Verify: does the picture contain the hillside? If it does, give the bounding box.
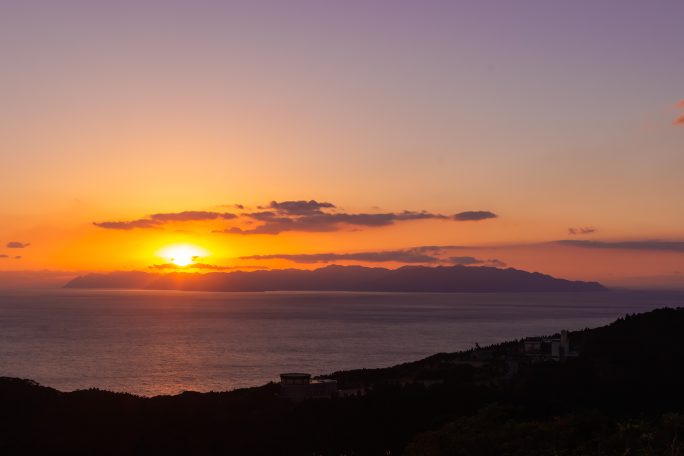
[2,307,682,455]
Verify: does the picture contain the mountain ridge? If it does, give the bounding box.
[64,264,607,292]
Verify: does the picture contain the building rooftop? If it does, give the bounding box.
[280,373,311,379]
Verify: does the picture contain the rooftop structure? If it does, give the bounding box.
[280,373,337,400]
[523,330,578,361]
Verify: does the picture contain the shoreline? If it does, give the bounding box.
[2,307,683,454]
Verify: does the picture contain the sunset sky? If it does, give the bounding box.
[1,1,683,287]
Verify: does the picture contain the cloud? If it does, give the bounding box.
[453,211,498,221]
[675,100,684,125]
[149,263,193,270]
[449,256,506,267]
[93,219,162,230]
[568,227,596,235]
[241,248,441,264]
[267,200,335,215]
[13,256,22,260]
[242,246,505,267]
[408,245,462,254]
[149,263,266,271]
[195,263,267,271]
[94,211,237,230]
[0,254,7,259]
[222,209,451,235]
[556,240,684,252]
[96,200,498,234]
[149,211,237,222]
[6,242,30,248]
[223,199,470,235]
[0,254,22,260]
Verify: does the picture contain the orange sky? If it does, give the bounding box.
[1,198,683,288]
[1,2,683,288]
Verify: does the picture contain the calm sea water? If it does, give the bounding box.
[0,289,682,396]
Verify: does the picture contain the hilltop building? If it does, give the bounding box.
[280,373,337,400]
[523,330,578,361]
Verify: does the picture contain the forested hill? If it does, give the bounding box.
[2,307,683,455]
[64,264,607,292]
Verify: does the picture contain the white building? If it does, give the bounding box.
[523,330,577,361]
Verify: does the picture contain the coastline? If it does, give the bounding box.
[2,289,680,396]
[2,307,683,454]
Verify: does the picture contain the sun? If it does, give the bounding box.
[157,244,208,268]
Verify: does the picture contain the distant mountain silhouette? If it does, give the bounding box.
[64,265,607,292]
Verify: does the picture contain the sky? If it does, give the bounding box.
[1,0,683,287]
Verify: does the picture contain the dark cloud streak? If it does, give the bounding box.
[556,240,684,252]
[242,246,506,267]
[223,203,470,235]
[568,227,596,235]
[93,219,161,230]
[94,211,237,230]
[453,211,498,221]
[267,200,335,215]
[241,249,440,264]
[6,242,30,248]
[675,99,684,125]
[149,263,267,271]
[95,200,499,234]
[149,211,236,222]
[449,256,506,267]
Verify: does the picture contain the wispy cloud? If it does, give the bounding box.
[449,256,506,267]
[224,211,449,235]
[6,242,30,248]
[453,211,498,221]
[94,211,237,230]
[556,240,684,252]
[149,263,267,271]
[93,219,162,230]
[224,201,496,235]
[264,200,335,215]
[95,200,499,234]
[242,246,505,267]
[149,211,237,222]
[568,227,596,235]
[223,203,245,210]
[241,248,442,264]
[675,99,684,125]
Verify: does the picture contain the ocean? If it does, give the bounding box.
[0,289,681,396]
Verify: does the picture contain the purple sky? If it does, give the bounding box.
[1,1,683,286]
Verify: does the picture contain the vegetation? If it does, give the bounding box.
[1,308,682,455]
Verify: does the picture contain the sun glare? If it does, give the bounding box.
[158,244,208,268]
